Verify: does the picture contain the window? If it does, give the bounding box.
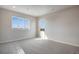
[38,19,48,40]
[12,16,30,29]
[39,19,46,29]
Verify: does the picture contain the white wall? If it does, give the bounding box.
[0,8,37,43]
[39,6,79,47]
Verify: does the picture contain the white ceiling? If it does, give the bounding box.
[0,5,74,17]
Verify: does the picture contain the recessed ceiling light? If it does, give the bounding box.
[12,6,16,8]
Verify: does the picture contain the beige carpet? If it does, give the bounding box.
[0,38,79,54]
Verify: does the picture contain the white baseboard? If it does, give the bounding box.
[50,38,79,47]
[0,34,36,44]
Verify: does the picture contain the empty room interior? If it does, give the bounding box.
[0,5,79,54]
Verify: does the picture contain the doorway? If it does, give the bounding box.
[38,19,48,40]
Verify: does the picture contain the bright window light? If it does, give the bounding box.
[40,31,48,40]
[39,19,46,29]
[12,16,30,29]
[39,19,48,40]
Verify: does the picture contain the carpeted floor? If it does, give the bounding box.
[0,38,79,54]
